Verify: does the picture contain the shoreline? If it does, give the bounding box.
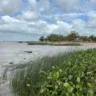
[0,42,96,96]
[1,41,96,46]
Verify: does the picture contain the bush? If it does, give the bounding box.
[11,48,96,96]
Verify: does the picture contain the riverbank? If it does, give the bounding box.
[0,42,96,96]
[27,41,96,46]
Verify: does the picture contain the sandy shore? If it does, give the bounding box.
[0,42,96,96]
[80,42,96,46]
[46,41,96,46]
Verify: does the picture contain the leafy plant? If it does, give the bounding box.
[11,48,96,96]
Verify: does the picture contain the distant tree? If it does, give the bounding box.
[67,31,79,41]
[58,35,64,42]
[47,34,59,42]
[89,35,96,42]
[39,36,45,42]
[39,31,96,43]
[80,36,88,42]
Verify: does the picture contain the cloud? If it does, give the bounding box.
[17,11,40,21]
[54,0,80,11]
[28,0,52,13]
[0,16,71,36]
[87,11,96,19]
[0,0,22,15]
[0,0,96,41]
[28,0,37,10]
[2,15,20,23]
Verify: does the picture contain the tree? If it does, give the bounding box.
[89,35,96,42]
[58,35,64,42]
[67,31,79,41]
[47,34,59,42]
[80,36,88,42]
[39,36,45,42]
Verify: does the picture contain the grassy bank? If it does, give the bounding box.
[27,41,81,46]
[11,48,96,96]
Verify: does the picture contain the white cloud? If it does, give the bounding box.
[28,0,37,5]
[87,11,96,19]
[72,18,96,36]
[56,21,72,34]
[17,11,40,21]
[0,0,22,15]
[0,16,72,37]
[2,15,20,23]
[28,0,37,11]
[28,0,51,13]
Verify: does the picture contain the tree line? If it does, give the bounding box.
[39,31,96,42]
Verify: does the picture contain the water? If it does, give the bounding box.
[0,42,96,96]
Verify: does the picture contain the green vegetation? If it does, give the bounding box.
[27,41,49,45]
[27,31,96,45]
[39,36,45,42]
[39,31,96,42]
[27,41,81,46]
[11,48,96,96]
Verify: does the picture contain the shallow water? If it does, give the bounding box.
[0,42,96,96]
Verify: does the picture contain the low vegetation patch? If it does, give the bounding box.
[27,41,81,46]
[11,48,96,96]
[27,42,48,45]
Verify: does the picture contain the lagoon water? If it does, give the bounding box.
[0,42,96,96]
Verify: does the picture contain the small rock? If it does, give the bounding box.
[24,51,32,53]
[9,62,13,64]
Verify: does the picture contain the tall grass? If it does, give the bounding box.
[11,48,96,96]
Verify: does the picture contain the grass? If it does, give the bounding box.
[27,41,81,46]
[11,48,96,96]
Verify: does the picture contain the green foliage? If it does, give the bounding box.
[39,31,96,42]
[89,35,96,42]
[67,31,79,41]
[27,41,48,45]
[11,48,96,96]
[47,34,59,42]
[27,41,81,46]
[80,36,89,42]
[39,36,45,42]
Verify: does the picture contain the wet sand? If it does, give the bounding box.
[0,42,96,96]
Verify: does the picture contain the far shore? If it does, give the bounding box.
[1,41,96,46]
[27,41,96,46]
[57,42,96,46]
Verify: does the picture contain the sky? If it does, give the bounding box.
[0,0,96,41]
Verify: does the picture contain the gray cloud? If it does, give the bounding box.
[0,0,22,15]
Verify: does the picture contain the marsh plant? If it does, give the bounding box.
[11,48,96,96]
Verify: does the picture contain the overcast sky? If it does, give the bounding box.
[0,0,96,41]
